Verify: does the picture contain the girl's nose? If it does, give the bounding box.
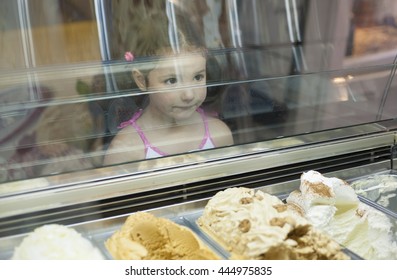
[180,89,195,103]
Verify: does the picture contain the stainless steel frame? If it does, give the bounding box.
[1,150,394,260]
[0,123,395,220]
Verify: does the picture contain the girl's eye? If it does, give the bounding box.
[164,77,177,85]
[194,74,205,82]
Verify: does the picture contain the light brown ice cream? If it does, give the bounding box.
[197,187,348,260]
[105,212,220,260]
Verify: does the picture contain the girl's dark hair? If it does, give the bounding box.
[111,2,208,108]
[111,1,206,59]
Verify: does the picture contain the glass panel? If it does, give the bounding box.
[0,0,396,190]
[0,0,105,183]
[345,0,397,68]
[350,0,397,56]
[26,0,100,66]
[0,1,25,70]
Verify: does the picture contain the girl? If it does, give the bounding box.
[103,9,233,165]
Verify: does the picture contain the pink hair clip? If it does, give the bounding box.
[124,51,134,62]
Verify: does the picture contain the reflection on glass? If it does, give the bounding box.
[0,0,396,186]
[0,1,25,70]
[26,0,100,66]
[350,0,397,57]
[103,5,234,165]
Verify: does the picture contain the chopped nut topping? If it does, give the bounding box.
[238,219,251,233]
[270,216,296,228]
[269,217,286,227]
[273,204,288,212]
[287,224,311,239]
[240,197,254,204]
[355,208,366,218]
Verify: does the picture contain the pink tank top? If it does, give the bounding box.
[118,107,216,159]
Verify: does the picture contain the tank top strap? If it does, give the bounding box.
[118,109,151,148]
[197,107,210,139]
[196,107,216,149]
[118,109,167,158]
[118,109,143,129]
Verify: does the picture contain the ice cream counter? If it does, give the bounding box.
[2,0,397,262]
[1,140,397,260]
[0,182,366,260]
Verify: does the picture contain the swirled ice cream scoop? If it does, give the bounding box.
[287,170,397,260]
[105,212,220,260]
[197,187,348,260]
[287,170,359,228]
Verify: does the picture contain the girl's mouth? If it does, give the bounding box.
[174,105,195,111]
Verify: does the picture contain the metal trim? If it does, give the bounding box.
[0,130,394,219]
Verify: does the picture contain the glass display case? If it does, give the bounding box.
[0,0,397,260]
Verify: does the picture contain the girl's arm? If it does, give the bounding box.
[103,127,145,166]
[207,117,234,147]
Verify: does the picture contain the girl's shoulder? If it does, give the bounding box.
[205,115,230,130]
[205,115,234,146]
[103,125,146,165]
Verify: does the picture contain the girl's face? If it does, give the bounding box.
[143,54,207,122]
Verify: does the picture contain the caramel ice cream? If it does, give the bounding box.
[197,187,348,260]
[287,170,397,260]
[105,212,220,260]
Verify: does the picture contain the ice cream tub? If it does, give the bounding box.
[350,171,397,213]
[286,170,397,260]
[92,211,224,260]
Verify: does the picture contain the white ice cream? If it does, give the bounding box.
[351,174,397,210]
[287,170,397,260]
[11,224,105,260]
